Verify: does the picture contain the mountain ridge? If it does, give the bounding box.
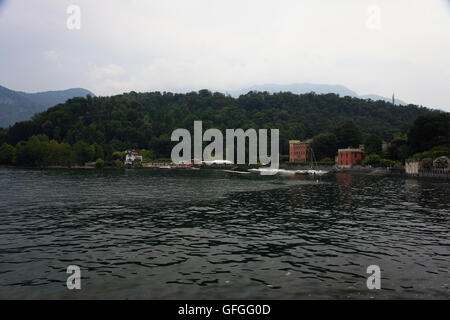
[228,83,408,105]
[0,85,94,128]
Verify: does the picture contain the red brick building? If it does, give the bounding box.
[338,146,366,168]
[289,140,311,163]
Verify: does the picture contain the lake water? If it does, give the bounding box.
[0,168,448,299]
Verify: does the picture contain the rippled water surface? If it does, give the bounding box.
[0,168,448,299]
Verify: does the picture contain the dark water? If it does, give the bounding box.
[0,168,448,299]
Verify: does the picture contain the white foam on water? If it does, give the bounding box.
[248,168,296,176]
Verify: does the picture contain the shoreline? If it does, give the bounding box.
[1,164,448,180]
[0,165,95,169]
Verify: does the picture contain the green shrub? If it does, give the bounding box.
[112,151,125,161]
[409,146,450,160]
[362,154,381,167]
[379,158,395,168]
[280,155,290,163]
[114,159,123,167]
[421,158,433,170]
[0,143,14,164]
[140,149,156,162]
[95,158,105,168]
[363,154,396,167]
[429,146,450,158]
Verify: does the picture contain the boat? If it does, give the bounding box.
[294,148,329,176]
[307,169,328,176]
[294,169,328,176]
[203,160,233,165]
[222,169,251,174]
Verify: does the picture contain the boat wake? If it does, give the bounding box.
[248,168,329,176]
[248,168,296,176]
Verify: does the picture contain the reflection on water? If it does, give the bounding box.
[0,168,448,299]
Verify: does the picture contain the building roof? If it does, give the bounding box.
[289,139,312,144]
[338,148,365,153]
[124,149,141,155]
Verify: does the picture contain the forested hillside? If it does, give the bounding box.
[0,90,436,159]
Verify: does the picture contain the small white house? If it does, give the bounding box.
[124,150,143,165]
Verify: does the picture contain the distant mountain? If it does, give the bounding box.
[229,83,358,97]
[229,83,407,105]
[0,85,94,128]
[17,88,95,110]
[360,94,407,106]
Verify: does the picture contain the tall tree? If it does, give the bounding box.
[0,143,14,164]
[334,120,362,148]
[73,141,94,165]
[388,136,408,162]
[407,113,450,155]
[364,134,382,155]
[310,132,338,160]
[24,135,46,166]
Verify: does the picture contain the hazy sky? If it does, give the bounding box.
[1,0,449,110]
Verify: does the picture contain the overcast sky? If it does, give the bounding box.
[0,0,449,110]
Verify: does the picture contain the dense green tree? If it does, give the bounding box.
[149,134,173,158]
[112,151,125,161]
[24,135,46,166]
[93,142,105,160]
[60,143,72,165]
[72,141,94,165]
[140,149,156,162]
[388,136,408,162]
[13,142,26,165]
[334,120,362,148]
[46,140,60,164]
[310,132,338,161]
[407,113,450,155]
[362,154,396,167]
[95,158,105,168]
[362,154,381,167]
[0,143,14,164]
[11,136,45,166]
[364,134,382,155]
[412,146,450,160]
[46,140,72,165]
